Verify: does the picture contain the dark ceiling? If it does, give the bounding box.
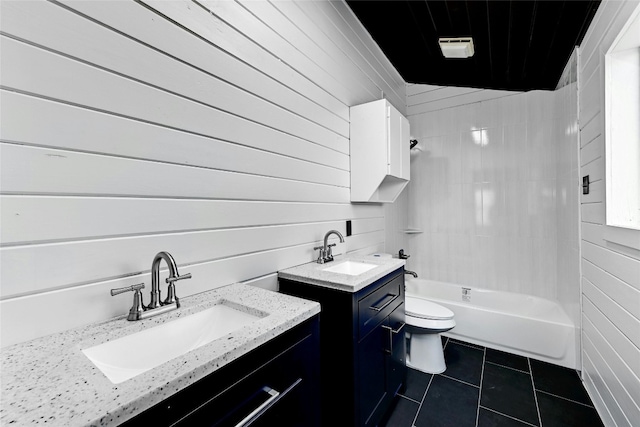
[346,0,601,91]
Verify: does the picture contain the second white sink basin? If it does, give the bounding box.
[82,301,267,384]
[322,260,377,276]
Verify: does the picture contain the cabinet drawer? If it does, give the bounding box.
[358,273,403,339]
[174,344,305,427]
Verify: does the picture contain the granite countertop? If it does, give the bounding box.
[278,253,405,292]
[0,283,320,426]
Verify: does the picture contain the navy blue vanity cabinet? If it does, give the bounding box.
[279,268,406,427]
[120,315,320,427]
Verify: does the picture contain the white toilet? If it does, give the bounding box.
[405,296,456,374]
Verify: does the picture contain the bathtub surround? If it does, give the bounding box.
[0,0,403,347]
[391,54,581,317]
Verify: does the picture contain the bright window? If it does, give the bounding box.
[605,6,640,231]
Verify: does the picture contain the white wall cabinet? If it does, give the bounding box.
[350,99,410,203]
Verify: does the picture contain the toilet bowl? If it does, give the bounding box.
[405,296,455,374]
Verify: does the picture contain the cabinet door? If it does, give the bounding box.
[387,104,403,178]
[358,321,388,426]
[400,115,410,181]
[388,103,410,180]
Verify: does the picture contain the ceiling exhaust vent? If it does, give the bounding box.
[438,37,475,59]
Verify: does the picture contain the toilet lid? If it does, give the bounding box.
[405,297,454,320]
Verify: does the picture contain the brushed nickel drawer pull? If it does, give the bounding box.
[369,293,398,312]
[382,322,406,354]
[234,386,280,427]
[382,322,406,335]
[235,378,302,427]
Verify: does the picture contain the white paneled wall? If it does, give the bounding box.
[406,84,515,117]
[399,83,580,306]
[0,0,405,347]
[577,1,640,426]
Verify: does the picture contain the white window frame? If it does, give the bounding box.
[603,2,640,250]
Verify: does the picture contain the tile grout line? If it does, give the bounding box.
[439,373,480,389]
[528,357,543,427]
[479,405,540,427]
[475,346,487,427]
[535,389,596,408]
[397,394,422,405]
[485,359,531,375]
[412,374,435,427]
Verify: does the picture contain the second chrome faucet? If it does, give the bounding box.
[111,251,192,321]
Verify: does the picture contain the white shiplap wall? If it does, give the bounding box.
[406,83,515,117]
[577,1,640,426]
[0,0,405,347]
[397,61,582,370]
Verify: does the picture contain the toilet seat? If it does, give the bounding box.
[406,297,454,320]
[405,296,456,331]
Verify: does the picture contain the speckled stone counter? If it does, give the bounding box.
[278,253,405,292]
[0,283,320,426]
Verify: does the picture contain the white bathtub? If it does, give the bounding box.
[405,278,577,369]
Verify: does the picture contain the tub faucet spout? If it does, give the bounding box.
[405,270,418,278]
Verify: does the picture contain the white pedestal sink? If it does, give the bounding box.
[82,302,266,384]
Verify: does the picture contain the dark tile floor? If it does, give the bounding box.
[382,338,604,427]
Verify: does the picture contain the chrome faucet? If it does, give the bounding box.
[314,230,345,264]
[404,270,418,278]
[148,251,191,309]
[111,251,192,321]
